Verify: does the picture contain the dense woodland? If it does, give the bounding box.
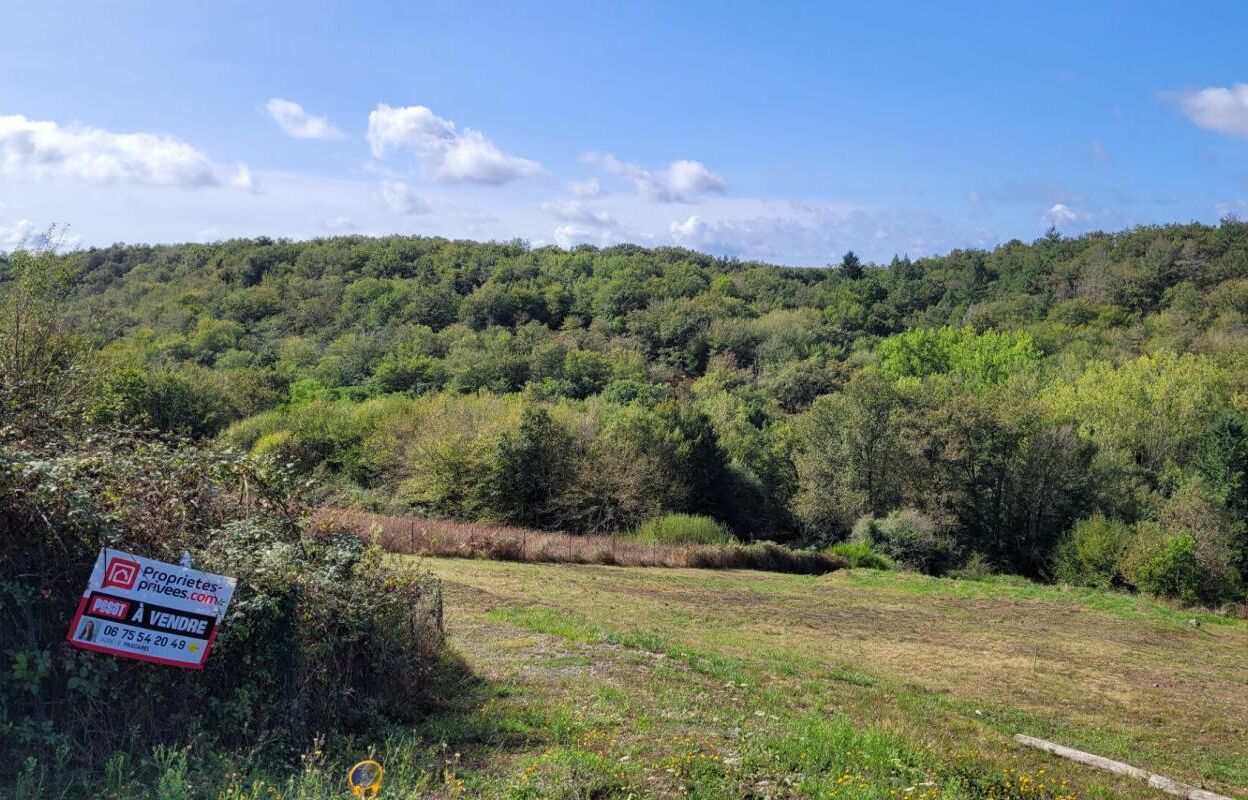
[10,220,1248,607]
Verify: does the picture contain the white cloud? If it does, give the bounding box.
[0,218,39,251]
[265,98,344,140]
[379,180,431,215]
[553,223,625,248]
[669,215,705,239]
[230,165,256,191]
[1045,203,1079,223]
[0,114,240,188]
[662,202,990,264]
[595,154,725,203]
[1175,83,1248,138]
[0,218,79,252]
[544,199,622,248]
[541,200,616,227]
[322,215,359,232]
[366,104,543,184]
[1,165,1001,267]
[569,177,603,198]
[1040,202,1109,234]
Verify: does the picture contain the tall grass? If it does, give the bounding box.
[315,509,844,575]
[631,513,735,545]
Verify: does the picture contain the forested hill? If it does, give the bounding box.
[16,220,1248,606]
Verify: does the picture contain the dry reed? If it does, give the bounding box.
[313,508,844,575]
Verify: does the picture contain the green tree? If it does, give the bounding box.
[486,406,575,528]
[840,250,864,280]
[793,371,905,538]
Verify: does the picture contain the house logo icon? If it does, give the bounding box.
[103,557,140,591]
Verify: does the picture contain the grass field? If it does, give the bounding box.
[385,558,1248,800]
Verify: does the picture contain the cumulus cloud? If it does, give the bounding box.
[265,98,344,140]
[663,203,989,265]
[544,198,621,248]
[1175,83,1248,138]
[596,154,725,203]
[366,104,543,184]
[379,179,431,215]
[541,199,616,227]
[553,223,625,248]
[0,115,246,188]
[1045,203,1079,223]
[669,215,705,239]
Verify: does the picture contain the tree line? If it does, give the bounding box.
[8,220,1248,606]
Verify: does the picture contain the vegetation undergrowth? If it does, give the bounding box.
[0,242,456,797]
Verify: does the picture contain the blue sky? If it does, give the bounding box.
[2,0,1247,264]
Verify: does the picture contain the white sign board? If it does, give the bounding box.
[66,548,237,669]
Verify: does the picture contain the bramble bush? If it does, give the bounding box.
[0,246,452,788]
[851,510,957,575]
[1052,513,1132,588]
[826,541,894,570]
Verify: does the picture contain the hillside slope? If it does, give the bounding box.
[10,223,1248,601]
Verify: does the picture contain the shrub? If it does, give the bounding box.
[851,509,956,575]
[0,429,451,779]
[948,552,996,581]
[94,365,240,438]
[1129,529,1204,602]
[2,245,450,783]
[1052,513,1132,588]
[632,513,735,545]
[371,354,449,395]
[826,541,893,570]
[1123,523,1241,607]
[1119,477,1244,607]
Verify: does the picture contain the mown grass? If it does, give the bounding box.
[420,557,1248,799]
[839,568,1243,626]
[27,560,1243,798]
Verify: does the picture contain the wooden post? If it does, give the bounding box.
[1013,735,1234,800]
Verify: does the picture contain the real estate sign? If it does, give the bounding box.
[66,548,236,669]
